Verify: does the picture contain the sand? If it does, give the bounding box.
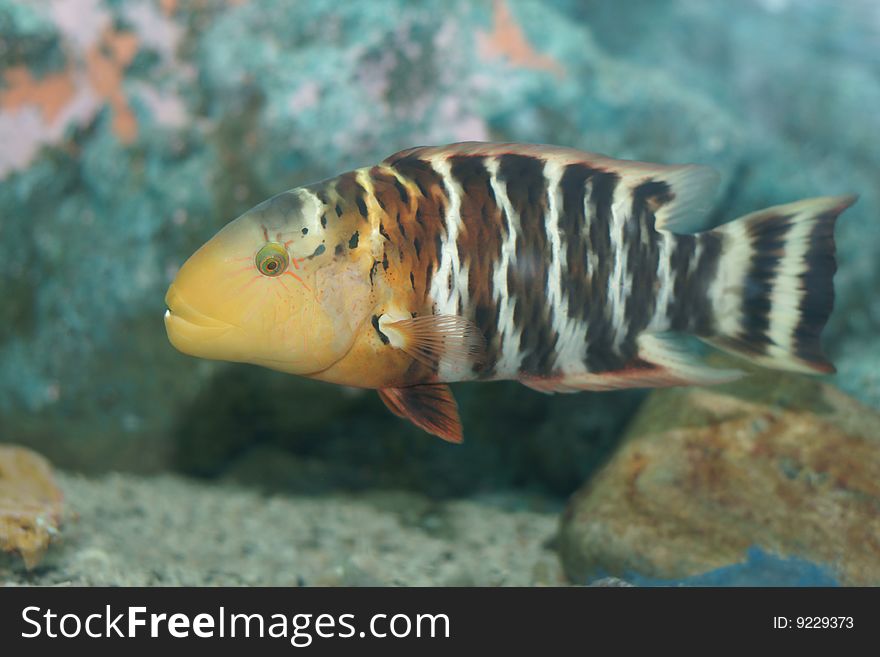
[1,473,565,586]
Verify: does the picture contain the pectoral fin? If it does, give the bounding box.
[378,314,486,375]
[377,384,463,443]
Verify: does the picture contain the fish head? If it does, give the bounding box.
[165,188,372,375]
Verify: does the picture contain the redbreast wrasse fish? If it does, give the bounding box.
[164,142,855,442]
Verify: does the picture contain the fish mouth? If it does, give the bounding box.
[164,285,237,358]
[164,285,233,330]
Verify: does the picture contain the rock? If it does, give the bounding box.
[559,371,880,586]
[617,547,840,587]
[0,444,64,568]
[588,577,633,587]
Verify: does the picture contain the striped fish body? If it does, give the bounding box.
[166,142,855,443]
[311,142,851,379]
[374,144,721,385]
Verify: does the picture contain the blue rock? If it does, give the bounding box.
[614,546,840,587]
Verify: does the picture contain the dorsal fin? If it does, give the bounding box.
[638,164,720,233]
[383,141,719,233]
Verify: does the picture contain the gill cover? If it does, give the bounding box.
[165,189,372,375]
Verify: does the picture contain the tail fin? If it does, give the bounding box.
[702,195,856,374]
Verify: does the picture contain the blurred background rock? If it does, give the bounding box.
[1,0,878,501]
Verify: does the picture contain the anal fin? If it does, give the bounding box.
[521,333,743,393]
[377,384,463,443]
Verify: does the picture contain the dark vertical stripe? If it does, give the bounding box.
[688,231,723,335]
[558,163,598,323]
[667,234,698,331]
[584,171,621,372]
[621,180,666,350]
[794,212,837,364]
[369,166,410,231]
[735,215,792,350]
[448,155,504,376]
[388,157,447,208]
[496,154,557,376]
[386,156,450,314]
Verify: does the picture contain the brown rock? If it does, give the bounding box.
[558,372,880,586]
[0,445,64,569]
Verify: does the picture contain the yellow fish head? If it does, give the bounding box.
[164,189,371,375]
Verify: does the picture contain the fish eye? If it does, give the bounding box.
[255,242,289,277]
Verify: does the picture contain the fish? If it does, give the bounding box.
[164,142,856,442]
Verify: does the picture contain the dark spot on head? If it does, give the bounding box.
[335,203,343,216]
[413,237,421,257]
[301,227,309,235]
[349,231,359,249]
[370,260,380,284]
[335,244,344,256]
[321,215,328,228]
[379,223,391,241]
[382,252,389,271]
[371,315,390,345]
[356,196,368,218]
[309,244,326,259]
[410,271,415,289]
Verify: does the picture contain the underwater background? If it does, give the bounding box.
[1,0,878,586]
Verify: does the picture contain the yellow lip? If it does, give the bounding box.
[164,284,237,359]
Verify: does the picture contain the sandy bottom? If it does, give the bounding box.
[1,473,565,586]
